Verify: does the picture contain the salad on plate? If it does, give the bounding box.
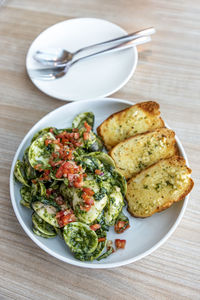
[14,112,130,261]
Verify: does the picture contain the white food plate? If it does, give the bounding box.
[26,18,137,101]
[10,98,190,268]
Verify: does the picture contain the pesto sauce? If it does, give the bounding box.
[15,111,129,262]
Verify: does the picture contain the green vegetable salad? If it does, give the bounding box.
[14,112,130,261]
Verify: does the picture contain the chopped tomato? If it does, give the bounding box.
[73,181,82,188]
[46,188,53,197]
[61,213,76,226]
[49,128,54,133]
[90,224,101,231]
[39,169,50,181]
[74,141,83,147]
[52,152,58,158]
[98,237,106,242]
[66,151,73,160]
[84,121,91,132]
[82,192,94,205]
[53,138,61,144]
[34,164,42,170]
[56,131,66,139]
[56,209,76,227]
[83,132,90,140]
[61,138,69,144]
[82,187,94,196]
[84,197,94,205]
[55,166,63,178]
[115,239,126,249]
[95,169,102,175]
[114,221,130,234]
[50,160,63,167]
[56,210,65,219]
[45,139,53,146]
[80,204,91,212]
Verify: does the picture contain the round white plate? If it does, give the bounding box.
[26,18,138,101]
[10,98,190,268]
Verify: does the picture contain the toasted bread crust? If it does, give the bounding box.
[126,156,194,218]
[110,128,178,179]
[97,101,165,150]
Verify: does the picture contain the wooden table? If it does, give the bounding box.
[0,0,199,299]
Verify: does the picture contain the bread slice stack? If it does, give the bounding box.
[98,101,194,217]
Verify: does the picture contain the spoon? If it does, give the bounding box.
[30,35,151,80]
[34,27,155,67]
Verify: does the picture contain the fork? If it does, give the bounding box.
[29,35,151,80]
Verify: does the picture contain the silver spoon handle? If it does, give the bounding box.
[69,35,151,67]
[30,36,151,80]
[74,27,155,58]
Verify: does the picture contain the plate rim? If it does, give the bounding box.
[26,17,138,101]
[10,97,190,268]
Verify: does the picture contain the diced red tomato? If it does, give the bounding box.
[46,188,53,197]
[82,187,94,196]
[45,139,53,146]
[84,121,91,132]
[49,128,54,133]
[56,210,65,219]
[90,224,101,231]
[56,131,66,139]
[114,221,130,234]
[84,196,94,205]
[98,237,106,242]
[52,152,58,158]
[83,132,89,140]
[80,204,91,212]
[34,164,42,170]
[115,239,126,249]
[55,166,63,178]
[66,151,73,160]
[73,180,83,188]
[61,213,76,226]
[82,192,94,205]
[61,138,69,144]
[39,169,50,181]
[56,209,76,227]
[95,169,102,175]
[53,138,60,144]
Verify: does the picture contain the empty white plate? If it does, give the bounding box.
[26,18,138,101]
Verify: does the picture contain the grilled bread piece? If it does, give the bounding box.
[97,101,165,150]
[126,156,194,218]
[110,128,178,179]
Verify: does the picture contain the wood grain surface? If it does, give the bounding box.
[0,0,200,299]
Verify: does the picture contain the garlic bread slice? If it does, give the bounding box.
[126,156,194,218]
[110,128,178,179]
[97,101,165,150]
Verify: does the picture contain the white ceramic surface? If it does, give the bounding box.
[26,18,138,101]
[10,98,190,268]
